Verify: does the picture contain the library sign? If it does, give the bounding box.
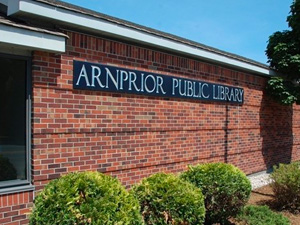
[73,60,244,104]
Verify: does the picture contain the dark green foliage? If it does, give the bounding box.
[266,77,299,105]
[237,205,290,225]
[266,0,300,105]
[131,173,205,225]
[0,154,17,181]
[287,0,300,40]
[266,31,300,81]
[29,171,143,225]
[180,163,251,224]
[270,162,300,211]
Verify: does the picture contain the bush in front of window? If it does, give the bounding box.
[29,171,143,225]
[0,154,17,181]
[131,172,206,225]
[270,162,300,211]
[180,162,251,224]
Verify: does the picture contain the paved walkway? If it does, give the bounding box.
[248,171,271,189]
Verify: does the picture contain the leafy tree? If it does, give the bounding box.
[266,0,300,105]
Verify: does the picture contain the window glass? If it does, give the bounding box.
[0,57,27,183]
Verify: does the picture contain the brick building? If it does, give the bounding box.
[0,0,298,224]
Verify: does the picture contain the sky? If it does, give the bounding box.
[63,0,293,64]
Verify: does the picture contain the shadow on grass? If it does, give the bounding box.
[255,198,300,215]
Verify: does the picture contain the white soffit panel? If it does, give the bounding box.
[0,24,65,52]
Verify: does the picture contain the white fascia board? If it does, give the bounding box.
[0,24,65,52]
[8,0,274,76]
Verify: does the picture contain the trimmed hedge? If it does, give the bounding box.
[29,171,143,225]
[237,205,290,225]
[270,162,300,211]
[131,172,205,225]
[180,163,251,224]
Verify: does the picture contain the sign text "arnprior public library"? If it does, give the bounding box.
[73,61,244,104]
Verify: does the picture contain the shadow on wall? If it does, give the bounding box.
[260,92,293,169]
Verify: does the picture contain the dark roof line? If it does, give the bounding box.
[34,0,269,69]
[0,12,68,38]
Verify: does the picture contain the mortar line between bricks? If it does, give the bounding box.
[32,126,298,136]
[98,158,197,173]
[32,85,269,109]
[106,145,294,170]
[33,156,222,182]
[32,146,296,157]
[33,148,278,183]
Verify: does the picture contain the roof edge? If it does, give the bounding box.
[8,0,276,76]
[0,23,66,53]
[35,0,270,68]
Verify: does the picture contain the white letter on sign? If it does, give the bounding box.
[76,65,90,87]
[91,66,104,88]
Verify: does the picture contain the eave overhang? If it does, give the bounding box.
[5,0,276,76]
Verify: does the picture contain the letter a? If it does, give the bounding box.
[76,65,90,86]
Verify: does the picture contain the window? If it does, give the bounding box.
[0,54,31,190]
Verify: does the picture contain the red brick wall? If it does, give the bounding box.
[0,191,33,225]
[2,30,300,224]
[31,31,300,189]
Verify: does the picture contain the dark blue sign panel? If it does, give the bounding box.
[73,60,244,104]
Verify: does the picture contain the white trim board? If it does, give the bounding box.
[8,0,275,76]
[0,23,65,53]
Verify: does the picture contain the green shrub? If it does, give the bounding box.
[30,171,143,225]
[180,163,251,224]
[131,172,205,225]
[0,154,17,181]
[237,205,290,225]
[270,162,300,211]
